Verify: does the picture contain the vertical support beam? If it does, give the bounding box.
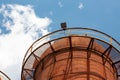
[49,42,56,62]
[102,45,112,80]
[32,53,41,69]
[103,45,112,55]
[102,45,112,64]
[102,56,107,80]
[24,69,33,79]
[113,57,120,79]
[87,38,94,80]
[87,53,90,80]
[33,53,41,63]
[87,38,94,50]
[48,42,56,79]
[63,36,73,80]
[69,36,73,73]
[110,38,112,45]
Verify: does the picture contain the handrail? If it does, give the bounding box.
[0,71,11,80]
[22,27,120,65]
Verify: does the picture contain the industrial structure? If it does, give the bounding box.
[21,24,120,80]
[0,71,10,80]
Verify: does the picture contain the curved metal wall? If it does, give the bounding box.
[34,36,116,80]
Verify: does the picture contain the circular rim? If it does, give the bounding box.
[22,27,120,64]
[21,27,120,80]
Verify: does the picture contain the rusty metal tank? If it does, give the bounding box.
[21,28,120,80]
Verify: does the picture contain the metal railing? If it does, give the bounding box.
[23,27,120,64]
[0,71,11,80]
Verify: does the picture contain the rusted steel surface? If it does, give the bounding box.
[34,36,116,80]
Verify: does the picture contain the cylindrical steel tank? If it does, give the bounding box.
[21,28,120,80]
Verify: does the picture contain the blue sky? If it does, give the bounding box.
[0,0,120,80]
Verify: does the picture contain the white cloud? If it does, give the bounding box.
[78,3,84,10]
[0,4,51,80]
[58,1,63,8]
